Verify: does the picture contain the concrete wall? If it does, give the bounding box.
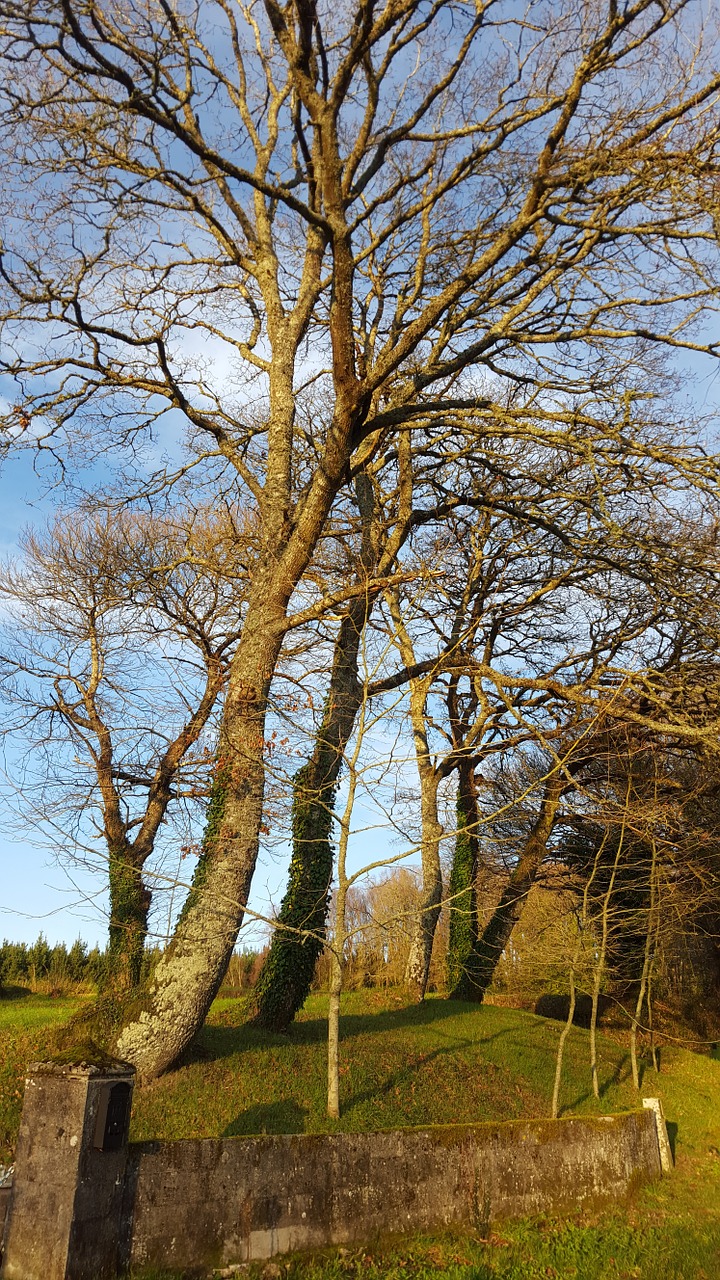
[124,1110,661,1274]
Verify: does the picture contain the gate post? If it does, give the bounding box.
[1,1057,135,1280]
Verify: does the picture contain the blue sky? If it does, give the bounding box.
[0,451,113,945]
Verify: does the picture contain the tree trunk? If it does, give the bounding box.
[551,945,578,1120]
[590,820,626,1098]
[110,363,363,1079]
[104,849,151,994]
[327,872,347,1121]
[404,772,443,1002]
[447,764,480,1000]
[113,592,286,1079]
[385,584,445,1004]
[251,469,390,1031]
[631,837,658,1089]
[250,602,367,1031]
[460,772,564,1001]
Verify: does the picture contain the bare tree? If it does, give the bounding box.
[251,426,484,1032]
[377,438,708,1001]
[0,0,719,1076]
[0,503,249,991]
[555,694,720,1093]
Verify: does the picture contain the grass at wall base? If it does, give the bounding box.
[1,988,719,1278]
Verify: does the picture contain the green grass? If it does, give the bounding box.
[0,993,83,1162]
[127,990,696,1142]
[2,988,720,1277]
[131,992,562,1142]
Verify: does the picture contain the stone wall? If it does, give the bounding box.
[123,1110,661,1274]
[0,1064,666,1280]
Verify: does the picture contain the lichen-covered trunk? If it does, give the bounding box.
[104,850,151,995]
[462,772,564,1001]
[404,772,443,1002]
[113,594,286,1079]
[250,601,368,1031]
[108,356,360,1078]
[447,764,480,1000]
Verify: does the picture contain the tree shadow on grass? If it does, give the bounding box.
[223,1099,308,1136]
[220,1030,509,1134]
[197,996,489,1065]
[340,1029,509,1119]
[560,1052,631,1114]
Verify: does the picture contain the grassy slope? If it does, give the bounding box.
[2,990,720,1278]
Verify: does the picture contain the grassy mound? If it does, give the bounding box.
[130,990,642,1140]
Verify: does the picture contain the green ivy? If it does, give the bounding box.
[251,757,336,1031]
[251,608,367,1033]
[106,851,150,992]
[446,789,479,1000]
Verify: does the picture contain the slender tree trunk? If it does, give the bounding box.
[251,602,367,1031]
[552,928,581,1120]
[327,938,343,1120]
[327,859,349,1122]
[631,835,659,1090]
[588,779,633,1100]
[447,763,480,999]
[104,849,151,994]
[589,941,605,1098]
[327,688,364,1119]
[648,969,659,1073]
[460,772,564,1001]
[590,823,626,1099]
[386,589,443,1004]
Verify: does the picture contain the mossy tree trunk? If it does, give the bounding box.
[106,850,152,994]
[112,574,294,1077]
[251,459,415,1032]
[113,377,365,1078]
[91,653,226,1002]
[250,600,369,1031]
[447,763,481,999]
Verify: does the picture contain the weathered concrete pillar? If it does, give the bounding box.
[642,1097,673,1173]
[1,1057,135,1280]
